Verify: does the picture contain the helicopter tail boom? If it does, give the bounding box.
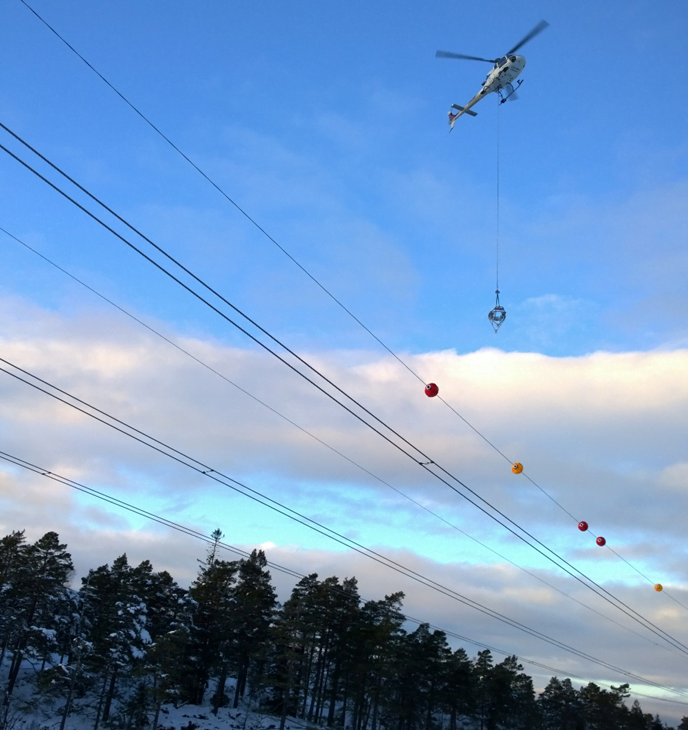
[448,102,479,130]
[451,103,478,117]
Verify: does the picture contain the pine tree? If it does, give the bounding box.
[259,578,315,729]
[188,537,239,707]
[0,531,27,667]
[578,682,630,730]
[269,574,361,726]
[626,699,653,730]
[80,554,150,728]
[130,560,195,727]
[474,649,494,730]
[3,532,73,701]
[229,549,277,709]
[282,573,327,723]
[351,593,405,730]
[507,664,539,730]
[0,529,679,730]
[539,677,581,730]
[266,598,300,727]
[393,623,451,730]
[649,715,666,730]
[321,576,360,728]
[440,648,475,730]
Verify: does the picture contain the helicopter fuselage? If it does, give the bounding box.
[481,54,526,94]
[438,19,548,129]
[448,54,526,127]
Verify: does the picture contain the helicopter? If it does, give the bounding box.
[436,20,549,130]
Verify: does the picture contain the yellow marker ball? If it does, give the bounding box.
[654,583,663,592]
[511,462,523,474]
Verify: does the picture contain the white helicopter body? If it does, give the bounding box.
[482,54,526,94]
[436,21,547,129]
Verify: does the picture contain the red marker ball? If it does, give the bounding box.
[425,383,439,398]
[596,536,606,547]
[578,521,588,532]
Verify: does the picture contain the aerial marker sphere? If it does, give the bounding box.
[425,383,439,398]
[511,462,523,474]
[596,536,606,547]
[578,521,588,532]
[654,583,663,592]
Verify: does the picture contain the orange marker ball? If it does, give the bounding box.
[511,462,523,474]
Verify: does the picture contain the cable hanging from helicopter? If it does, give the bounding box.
[436,21,549,331]
[488,59,526,331]
[488,101,506,333]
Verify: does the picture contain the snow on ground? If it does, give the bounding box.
[1,659,301,730]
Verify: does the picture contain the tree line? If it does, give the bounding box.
[0,529,685,730]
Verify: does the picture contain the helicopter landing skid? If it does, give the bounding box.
[499,79,523,104]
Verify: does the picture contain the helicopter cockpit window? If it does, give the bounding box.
[496,57,508,67]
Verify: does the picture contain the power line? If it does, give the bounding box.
[3,361,688,691]
[16,0,423,386]
[0,131,686,659]
[2,224,680,657]
[2,447,686,705]
[13,0,584,511]
[0,449,303,580]
[14,0,681,613]
[8,3,688,712]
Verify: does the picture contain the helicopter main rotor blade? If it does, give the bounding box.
[505,19,549,56]
[435,50,497,63]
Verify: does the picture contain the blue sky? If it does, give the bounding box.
[2,0,688,722]
[3,0,687,355]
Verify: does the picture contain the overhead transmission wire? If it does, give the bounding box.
[490,115,687,608]
[0,451,301,580]
[0,370,686,703]
[2,182,684,688]
[1,128,686,659]
[0,163,681,662]
[0,362,668,680]
[19,0,684,613]
[1,224,679,658]
[1,222,684,658]
[1,451,685,708]
[492,98,687,611]
[10,6,688,711]
[2,453,685,709]
[14,0,419,380]
[16,0,676,605]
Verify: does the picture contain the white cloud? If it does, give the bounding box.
[658,462,688,492]
[1,296,687,716]
[3,296,688,543]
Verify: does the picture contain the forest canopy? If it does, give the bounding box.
[0,529,685,730]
